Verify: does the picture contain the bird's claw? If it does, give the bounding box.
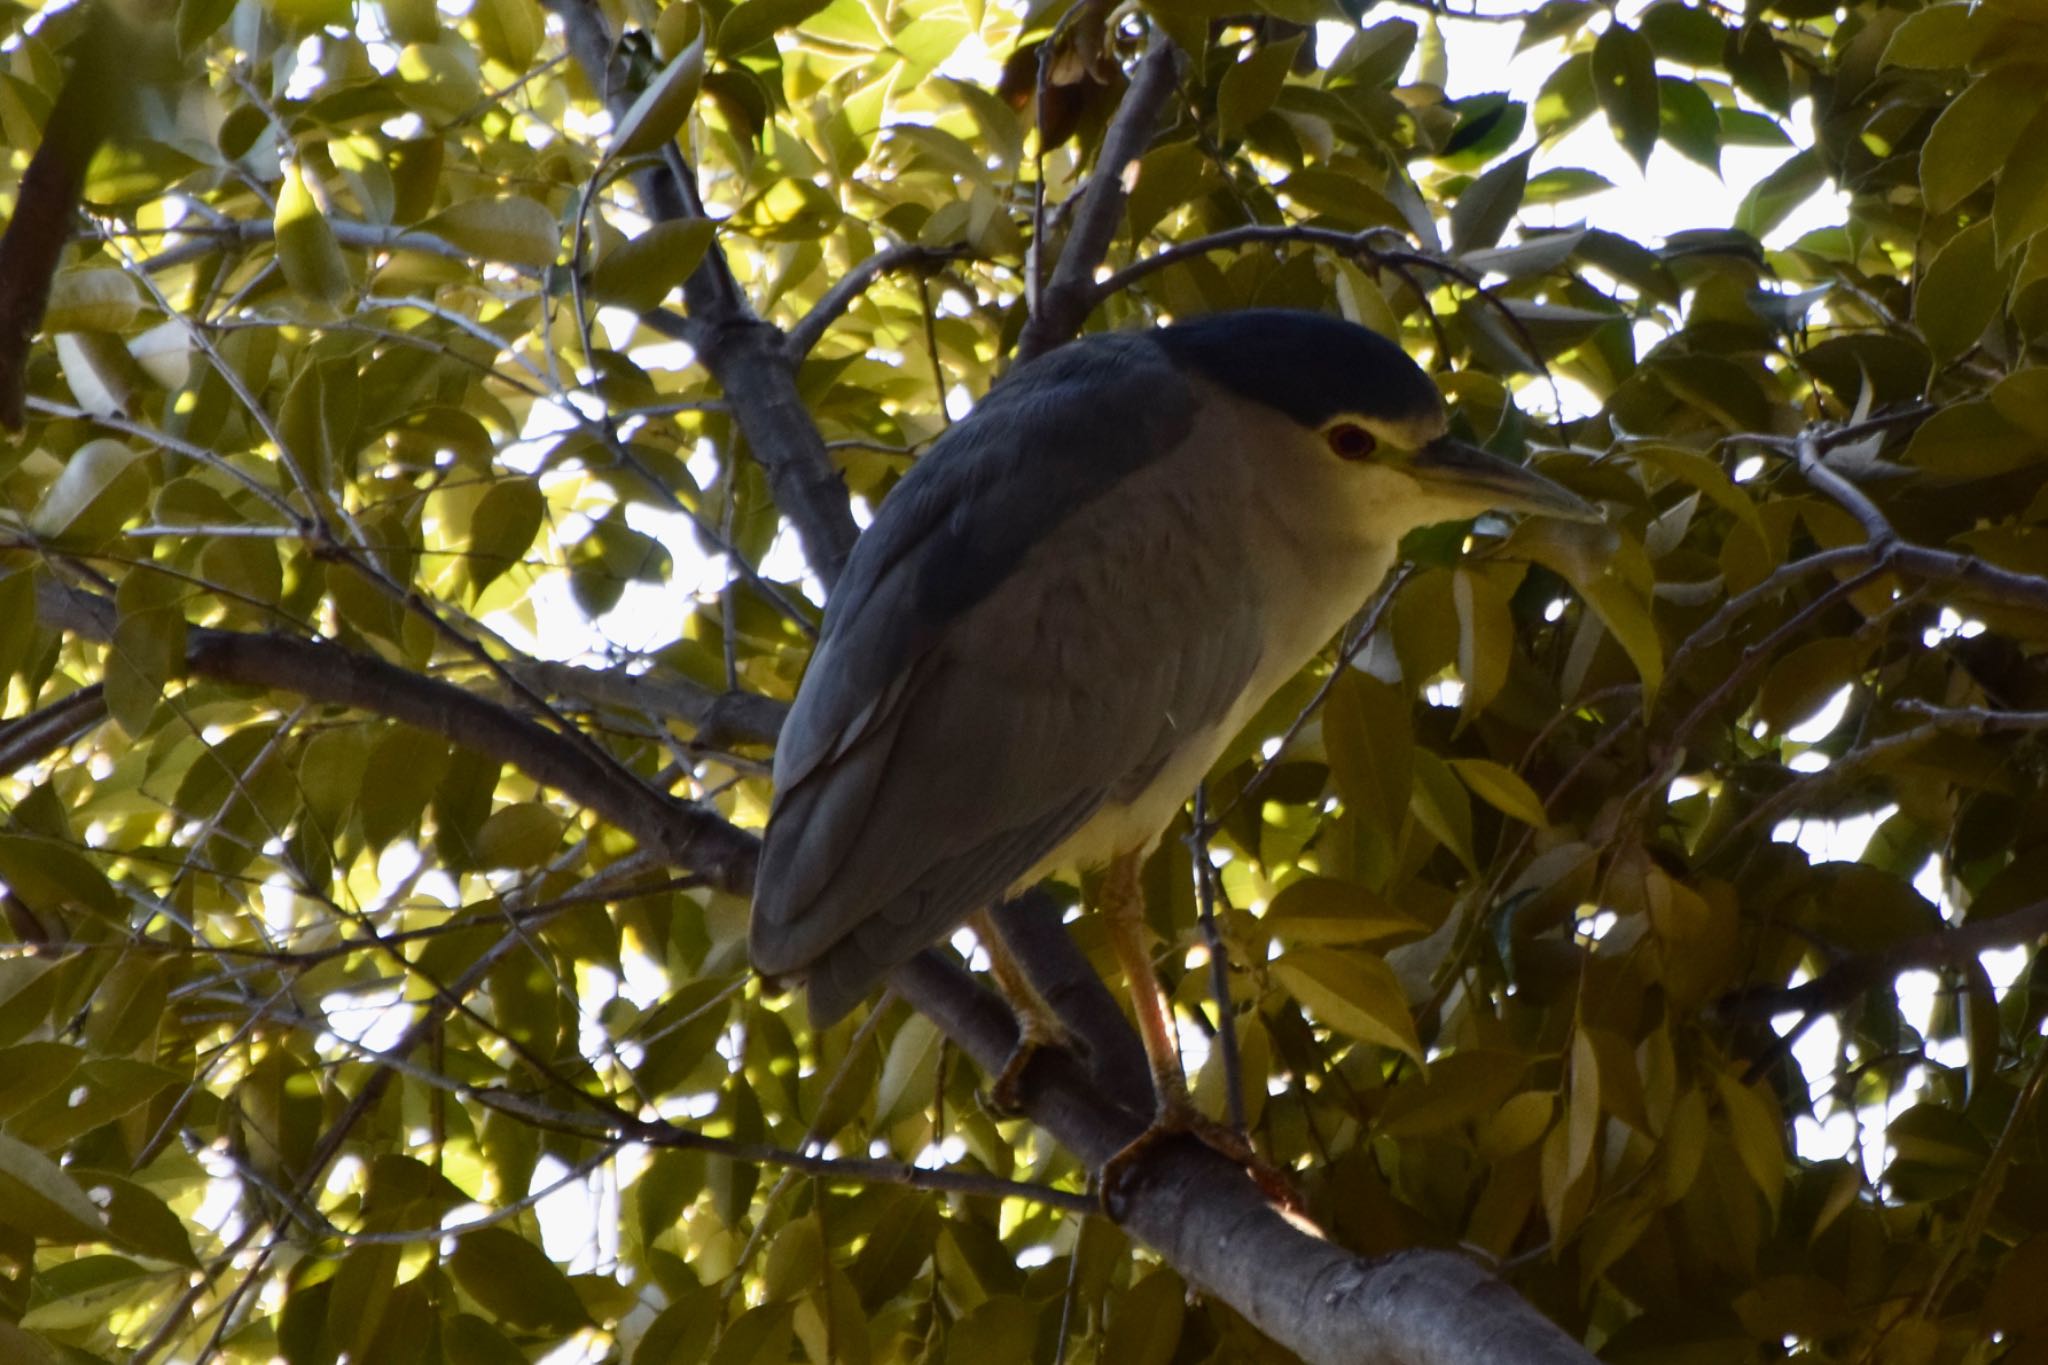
[982,1017,1074,1117]
[1098,1102,1298,1221]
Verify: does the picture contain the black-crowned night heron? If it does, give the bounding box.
[751,308,1598,1195]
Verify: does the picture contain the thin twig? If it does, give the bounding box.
[785,242,971,360]
[1015,33,1180,363]
[1188,785,1246,1136]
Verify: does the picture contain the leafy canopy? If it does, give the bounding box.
[0,0,2047,1361]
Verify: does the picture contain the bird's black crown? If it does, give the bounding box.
[1154,309,1442,432]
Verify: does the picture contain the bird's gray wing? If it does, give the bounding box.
[751,339,1267,1019]
[767,332,1193,800]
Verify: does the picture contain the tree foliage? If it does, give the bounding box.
[1,0,2046,1359]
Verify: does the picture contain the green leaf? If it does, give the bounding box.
[611,26,707,159]
[1447,757,1549,829]
[471,0,542,69]
[1881,3,1994,69]
[1270,948,1424,1063]
[875,1013,941,1127]
[447,1228,590,1333]
[86,1173,200,1267]
[107,569,187,739]
[30,439,149,545]
[466,478,546,595]
[1218,34,1302,141]
[43,269,141,334]
[1733,149,1824,239]
[276,164,350,306]
[472,802,567,868]
[1915,219,2009,362]
[1726,24,1790,115]
[591,219,717,312]
[1639,1,1727,66]
[1592,24,1660,169]
[1714,1072,1784,1217]
[716,0,833,57]
[1449,149,1531,255]
[1102,1270,1184,1365]
[1378,1050,1528,1137]
[1755,637,1865,735]
[0,1132,107,1242]
[1905,399,2040,479]
[1995,102,2048,258]
[1410,750,1476,870]
[1523,167,1614,204]
[0,835,119,919]
[1452,561,1520,718]
[1534,51,1596,142]
[1261,876,1428,946]
[425,196,562,267]
[1656,77,1719,173]
[1921,69,2045,215]
[1507,520,1664,698]
[1990,367,2048,438]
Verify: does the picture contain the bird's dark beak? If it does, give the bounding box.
[1409,436,1602,523]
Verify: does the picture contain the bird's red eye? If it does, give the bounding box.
[1327,423,1376,460]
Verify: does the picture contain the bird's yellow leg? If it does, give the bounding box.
[1098,849,1293,1217]
[973,908,1073,1114]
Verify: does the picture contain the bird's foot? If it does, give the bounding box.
[983,1014,1074,1116]
[1098,1098,1297,1220]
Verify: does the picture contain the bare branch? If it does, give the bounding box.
[1718,898,2048,1025]
[518,659,787,747]
[538,0,859,586]
[472,1085,1097,1214]
[889,952,1596,1365]
[785,242,972,361]
[0,684,108,775]
[1015,35,1181,364]
[36,580,760,894]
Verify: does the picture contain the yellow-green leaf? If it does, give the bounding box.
[0,1132,107,1242]
[1447,757,1549,829]
[1920,69,2043,215]
[447,1228,589,1333]
[1714,1071,1784,1217]
[466,478,546,595]
[472,802,567,869]
[1410,750,1476,872]
[611,27,706,159]
[43,269,141,334]
[1995,102,2048,258]
[1261,876,1428,946]
[29,440,149,545]
[591,219,716,313]
[425,196,561,268]
[1270,948,1423,1063]
[276,164,350,306]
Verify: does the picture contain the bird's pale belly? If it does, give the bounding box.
[1007,527,1395,893]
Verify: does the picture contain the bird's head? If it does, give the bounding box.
[1155,309,1601,536]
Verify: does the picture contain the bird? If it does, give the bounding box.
[749,307,1599,1200]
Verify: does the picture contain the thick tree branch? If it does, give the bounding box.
[539,0,858,586]
[1014,36,1180,363]
[36,579,760,894]
[989,889,1151,1102]
[0,684,107,775]
[890,953,1596,1365]
[1718,898,2048,1025]
[518,659,786,748]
